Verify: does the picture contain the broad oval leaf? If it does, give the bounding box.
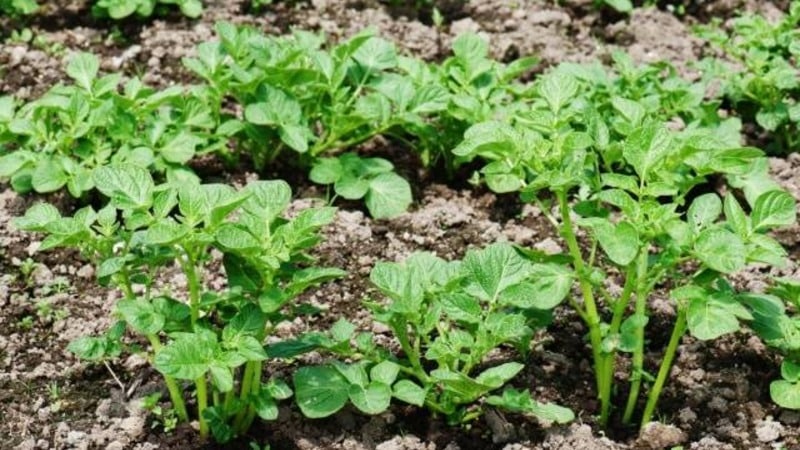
[348,381,392,415]
[293,365,350,419]
[694,228,746,273]
[752,190,796,231]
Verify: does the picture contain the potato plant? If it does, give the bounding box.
[696,1,800,153]
[14,167,344,442]
[277,244,574,425]
[0,0,37,16]
[0,53,229,197]
[453,69,797,428]
[92,0,202,19]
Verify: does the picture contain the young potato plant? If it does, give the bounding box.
[403,33,538,174]
[184,22,449,165]
[92,0,202,19]
[281,244,574,425]
[14,167,344,443]
[0,0,37,16]
[554,52,739,146]
[696,2,800,153]
[309,153,412,219]
[452,70,797,428]
[746,277,800,410]
[0,52,227,197]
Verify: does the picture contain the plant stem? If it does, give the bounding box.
[147,334,189,422]
[597,260,639,424]
[240,362,262,433]
[195,376,209,439]
[178,248,202,326]
[622,249,650,425]
[233,361,255,430]
[641,308,687,427]
[556,190,608,425]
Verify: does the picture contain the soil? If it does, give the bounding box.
[2,1,800,450]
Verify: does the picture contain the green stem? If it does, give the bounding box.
[394,321,429,383]
[622,249,650,425]
[195,376,209,439]
[240,363,263,433]
[640,308,687,428]
[233,362,256,431]
[178,249,202,326]
[146,334,189,423]
[556,190,608,425]
[597,260,639,424]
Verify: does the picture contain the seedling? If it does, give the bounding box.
[453,69,796,428]
[310,153,412,219]
[14,166,344,442]
[696,2,800,153]
[282,243,574,425]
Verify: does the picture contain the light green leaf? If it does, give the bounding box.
[688,193,722,232]
[66,52,99,91]
[723,193,749,237]
[365,172,412,219]
[353,37,397,72]
[293,366,350,418]
[32,160,67,193]
[116,298,165,335]
[475,362,524,388]
[93,166,154,210]
[539,72,577,113]
[370,361,400,386]
[752,190,796,231]
[694,228,746,273]
[348,382,392,415]
[687,296,740,340]
[463,243,530,302]
[770,380,800,409]
[310,158,343,185]
[154,337,214,380]
[392,380,426,406]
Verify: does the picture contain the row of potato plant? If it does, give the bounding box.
[0,0,203,19]
[14,167,574,442]
[453,68,798,427]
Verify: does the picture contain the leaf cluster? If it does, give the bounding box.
[696,1,800,152]
[0,53,226,196]
[287,243,574,425]
[14,166,342,442]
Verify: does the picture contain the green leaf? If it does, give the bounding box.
[783,360,800,383]
[694,228,746,273]
[352,37,397,73]
[499,264,572,310]
[539,72,577,113]
[623,123,673,179]
[0,153,30,178]
[294,366,350,418]
[592,221,639,266]
[365,172,412,219]
[370,361,400,385]
[209,364,234,392]
[348,382,392,415]
[751,190,796,231]
[687,296,740,340]
[770,380,800,409]
[310,158,343,185]
[32,160,67,193]
[604,0,633,12]
[279,124,309,153]
[93,166,154,210]
[462,243,530,302]
[253,390,279,420]
[474,362,524,388]
[216,224,261,250]
[486,389,574,423]
[14,203,60,231]
[116,298,165,335]
[154,336,215,380]
[723,193,750,237]
[243,180,291,220]
[392,380,426,406]
[66,52,99,91]
[688,193,722,232]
